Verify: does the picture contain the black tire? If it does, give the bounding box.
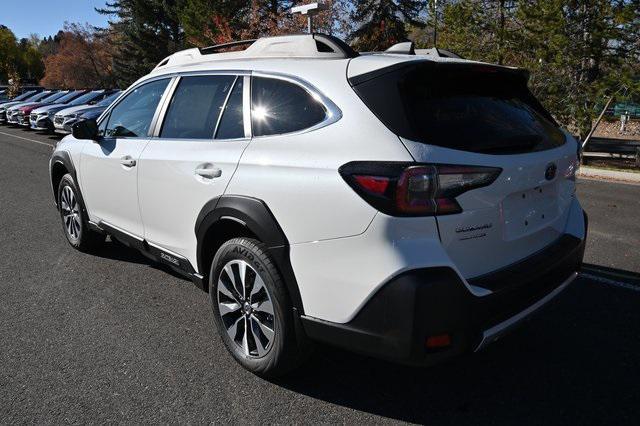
[57,173,103,252]
[209,237,308,377]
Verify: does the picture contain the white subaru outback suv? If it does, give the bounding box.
[50,34,587,376]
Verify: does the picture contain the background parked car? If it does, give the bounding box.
[5,91,61,124]
[29,90,87,131]
[31,89,115,132]
[12,91,78,127]
[0,90,42,122]
[0,86,44,102]
[54,90,122,134]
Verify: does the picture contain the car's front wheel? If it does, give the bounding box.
[57,173,103,251]
[209,237,307,377]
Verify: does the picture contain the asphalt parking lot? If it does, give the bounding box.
[1,125,639,424]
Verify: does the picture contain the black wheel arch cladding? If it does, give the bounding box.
[50,151,89,219]
[50,151,76,203]
[195,195,305,314]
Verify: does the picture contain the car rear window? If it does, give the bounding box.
[350,62,566,154]
[251,77,327,137]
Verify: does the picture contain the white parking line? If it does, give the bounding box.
[581,272,640,292]
[0,130,54,148]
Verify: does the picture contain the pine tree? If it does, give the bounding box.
[349,0,427,51]
[179,0,251,46]
[416,0,639,138]
[432,0,519,64]
[516,0,640,137]
[97,0,185,87]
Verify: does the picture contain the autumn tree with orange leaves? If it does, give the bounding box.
[40,24,116,89]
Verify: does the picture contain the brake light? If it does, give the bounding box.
[340,162,501,216]
[353,175,390,195]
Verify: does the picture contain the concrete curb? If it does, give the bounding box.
[578,166,640,185]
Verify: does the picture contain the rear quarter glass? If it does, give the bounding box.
[350,62,566,155]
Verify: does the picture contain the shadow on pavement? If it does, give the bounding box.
[92,237,191,282]
[582,263,640,284]
[272,275,640,424]
[73,236,640,424]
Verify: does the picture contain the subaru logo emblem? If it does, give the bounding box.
[545,163,557,181]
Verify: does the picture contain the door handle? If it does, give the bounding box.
[195,167,222,178]
[120,156,136,167]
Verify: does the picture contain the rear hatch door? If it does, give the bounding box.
[350,59,580,279]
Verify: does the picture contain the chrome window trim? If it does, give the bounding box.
[144,136,250,144]
[149,72,249,142]
[95,69,340,142]
[250,71,342,139]
[171,69,251,77]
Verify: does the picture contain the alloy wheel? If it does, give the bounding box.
[217,260,275,357]
[60,185,81,240]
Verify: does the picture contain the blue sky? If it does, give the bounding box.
[1,0,111,40]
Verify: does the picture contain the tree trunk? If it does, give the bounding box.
[498,0,505,64]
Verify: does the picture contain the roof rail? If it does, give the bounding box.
[383,42,463,59]
[415,48,464,59]
[199,39,257,55]
[152,33,358,70]
[385,41,415,55]
[314,33,359,58]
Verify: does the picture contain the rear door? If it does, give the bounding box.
[351,61,580,279]
[137,73,249,270]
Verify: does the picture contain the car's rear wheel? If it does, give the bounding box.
[57,174,103,251]
[209,237,307,377]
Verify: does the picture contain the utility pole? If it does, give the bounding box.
[581,95,613,154]
[291,2,328,33]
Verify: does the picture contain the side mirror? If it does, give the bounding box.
[72,119,99,140]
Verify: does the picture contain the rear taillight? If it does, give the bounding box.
[340,162,501,216]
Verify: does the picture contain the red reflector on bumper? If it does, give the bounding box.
[426,334,451,348]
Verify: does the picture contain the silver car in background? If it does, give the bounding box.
[53,91,121,134]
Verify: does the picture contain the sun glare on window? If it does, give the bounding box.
[253,106,269,121]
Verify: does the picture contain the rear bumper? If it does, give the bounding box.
[474,272,576,351]
[301,215,587,366]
